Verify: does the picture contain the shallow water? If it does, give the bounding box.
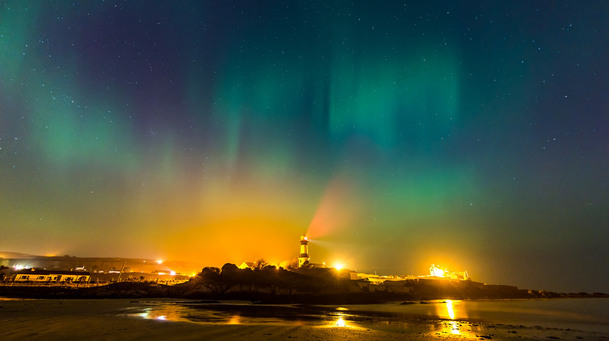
[125,298,609,333]
[349,298,609,332]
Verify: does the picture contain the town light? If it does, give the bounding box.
[429,264,445,277]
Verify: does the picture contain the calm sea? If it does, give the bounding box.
[348,298,609,333]
[127,298,609,333]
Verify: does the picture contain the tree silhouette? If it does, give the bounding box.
[197,267,226,294]
[254,259,267,270]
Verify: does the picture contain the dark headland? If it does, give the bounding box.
[1,263,606,303]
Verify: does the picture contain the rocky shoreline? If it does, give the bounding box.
[1,280,606,303]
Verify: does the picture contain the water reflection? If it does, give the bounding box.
[446,300,455,319]
[128,301,363,329]
[335,317,346,327]
[134,305,187,322]
[434,299,467,320]
[227,315,241,325]
[448,321,460,335]
[125,298,609,335]
[321,312,362,329]
[433,320,484,339]
[429,300,480,338]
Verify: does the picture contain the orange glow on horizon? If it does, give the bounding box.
[128,178,322,268]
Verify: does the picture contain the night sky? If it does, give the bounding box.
[1,1,608,292]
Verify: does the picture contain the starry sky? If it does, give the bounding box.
[1,1,608,292]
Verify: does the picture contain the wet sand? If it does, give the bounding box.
[1,299,608,340]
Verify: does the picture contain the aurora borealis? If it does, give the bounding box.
[1,1,608,292]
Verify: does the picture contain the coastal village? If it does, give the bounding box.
[1,235,468,287]
[1,235,605,302]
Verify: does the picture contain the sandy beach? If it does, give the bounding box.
[1,298,608,340]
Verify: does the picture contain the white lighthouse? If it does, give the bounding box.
[298,235,310,267]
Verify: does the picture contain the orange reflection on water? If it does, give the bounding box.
[335,317,346,327]
[227,315,241,325]
[446,300,456,319]
[449,321,460,335]
[434,320,482,339]
[134,305,188,323]
[431,300,480,338]
[318,313,362,330]
[435,300,467,320]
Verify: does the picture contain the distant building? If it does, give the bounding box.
[350,272,414,284]
[238,262,255,270]
[14,269,91,283]
[429,264,469,280]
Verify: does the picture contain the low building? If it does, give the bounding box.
[429,264,469,280]
[14,269,90,283]
[238,262,255,270]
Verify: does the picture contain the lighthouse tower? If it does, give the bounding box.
[298,235,310,267]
